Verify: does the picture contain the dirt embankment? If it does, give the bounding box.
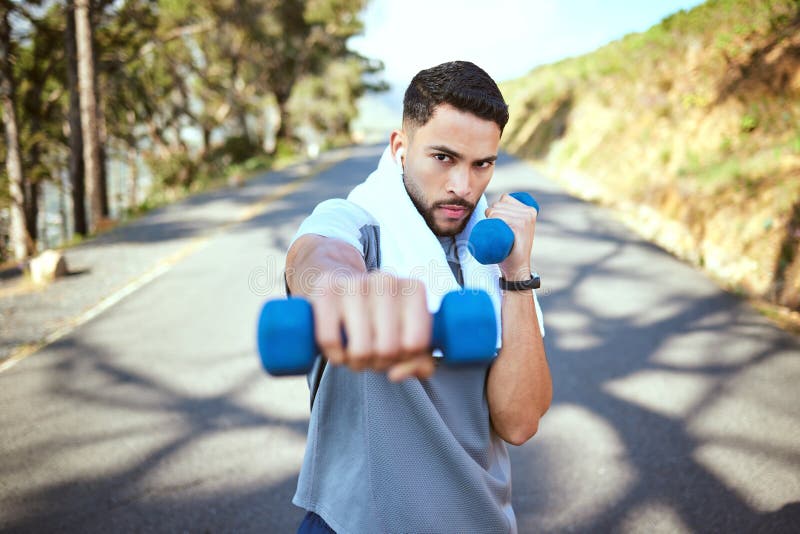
[501,0,800,316]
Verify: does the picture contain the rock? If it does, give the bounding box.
[228,172,244,188]
[29,250,68,285]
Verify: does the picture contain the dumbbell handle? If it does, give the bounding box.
[469,192,539,265]
[257,290,497,376]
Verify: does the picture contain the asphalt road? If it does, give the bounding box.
[1,144,799,533]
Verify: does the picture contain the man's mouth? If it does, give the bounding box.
[437,204,469,219]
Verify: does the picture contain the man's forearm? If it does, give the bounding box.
[285,234,367,297]
[487,290,552,446]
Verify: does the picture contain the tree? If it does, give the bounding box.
[91,0,115,219]
[74,0,103,231]
[0,4,33,261]
[271,0,372,146]
[92,0,158,208]
[16,4,69,250]
[164,0,376,151]
[65,0,86,235]
[288,54,386,146]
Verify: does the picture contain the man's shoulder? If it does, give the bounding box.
[290,198,380,262]
[307,198,377,224]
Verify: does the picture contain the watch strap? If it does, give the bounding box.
[499,273,541,291]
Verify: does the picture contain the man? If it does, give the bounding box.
[286,61,551,533]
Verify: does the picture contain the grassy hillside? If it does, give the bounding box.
[501,0,800,312]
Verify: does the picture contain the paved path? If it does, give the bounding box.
[1,144,798,532]
[0,151,349,365]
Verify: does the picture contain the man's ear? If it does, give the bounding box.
[390,129,406,165]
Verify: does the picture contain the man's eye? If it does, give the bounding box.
[434,153,451,162]
[475,161,494,169]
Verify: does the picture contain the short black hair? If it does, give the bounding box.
[403,61,509,133]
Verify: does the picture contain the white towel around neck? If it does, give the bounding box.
[347,145,503,348]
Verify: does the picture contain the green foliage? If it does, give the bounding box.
[145,150,196,189]
[239,154,274,174]
[505,0,800,104]
[719,136,733,154]
[740,113,759,132]
[305,0,365,36]
[214,136,262,166]
[10,3,67,185]
[287,55,378,145]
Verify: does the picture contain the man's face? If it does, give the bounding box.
[393,104,501,237]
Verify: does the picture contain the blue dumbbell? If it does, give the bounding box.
[469,192,540,265]
[257,289,498,376]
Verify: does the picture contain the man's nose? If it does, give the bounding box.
[446,166,471,198]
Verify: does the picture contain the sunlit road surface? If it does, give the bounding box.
[1,144,798,533]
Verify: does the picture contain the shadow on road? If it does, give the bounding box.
[505,186,800,532]
[234,143,386,255]
[74,146,381,249]
[0,334,309,532]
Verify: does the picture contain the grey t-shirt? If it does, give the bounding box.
[287,199,544,533]
[437,235,465,287]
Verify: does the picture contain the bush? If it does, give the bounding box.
[215,135,261,164]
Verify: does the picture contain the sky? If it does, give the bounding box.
[349,0,706,99]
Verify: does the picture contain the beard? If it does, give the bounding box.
[402,171,476,237]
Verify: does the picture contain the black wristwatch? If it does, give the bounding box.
[499,273,541,291]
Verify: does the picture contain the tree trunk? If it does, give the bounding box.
[125,110,138,211]
[237,108,252,142]
[23,179,39,244]
[66,0,87,236]
[275,92,293,148]
[98,107,110,218]
[201,125,211,158]
[90,0,109,218]
[74,0,103,232]
[26,112,41,246]
[59,172,69,244]
[127,146,138,211]
[0,10,34,261]
[94,54,110,218]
